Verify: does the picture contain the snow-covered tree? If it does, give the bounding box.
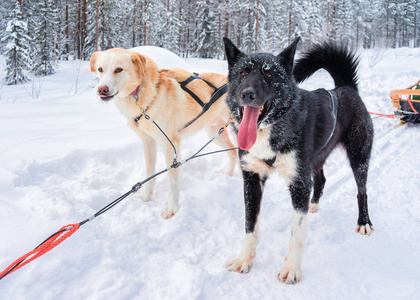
[195,0,218,58]
[1,0,419,63]
[31,0,60,76]
[2,2,31,85]
[158,0,181,55]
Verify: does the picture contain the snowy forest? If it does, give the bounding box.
[1,0,419,85]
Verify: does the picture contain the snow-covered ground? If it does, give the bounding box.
[0,46,419,300]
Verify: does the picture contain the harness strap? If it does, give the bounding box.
[134,73,229,131]
[179,73,219,107]
[179,77,205,107]
[180,84,228,131]
[321,90,339,150]
[180,73,218,89]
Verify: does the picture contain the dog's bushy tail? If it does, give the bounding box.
[293,42,360,91]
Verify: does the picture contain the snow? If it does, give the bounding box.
[1,47,420,300]
[129,46,192,70]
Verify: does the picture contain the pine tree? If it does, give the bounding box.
[305,0,322,48]
[195,0,218,58]
[31,0,60,76]
[158,0,181,55]
[2,2,31,85]
[84,0,98,57]
[0,1,15,50]
[92,0,124,52]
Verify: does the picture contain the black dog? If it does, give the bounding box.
[223,37,374,284]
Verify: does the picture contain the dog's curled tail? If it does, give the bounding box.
[293,42,360,91]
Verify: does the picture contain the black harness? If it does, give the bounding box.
[134,73,228,131]
[179,73,218,107]
[178,73,228,130]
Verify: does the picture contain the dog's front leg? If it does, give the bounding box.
[161,141,180,219]
[135,130,157,202]
[278,176,311,284]
[227,170,266,273]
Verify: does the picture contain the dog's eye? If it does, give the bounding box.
[98,67,103,73]
[115,68,123,73]
[266,73,272,78]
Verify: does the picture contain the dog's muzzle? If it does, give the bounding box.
[97,85,116,101]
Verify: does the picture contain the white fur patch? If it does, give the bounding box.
[227,217,260,273]
[161,171,180,219]
[242,150,297,186]
[240,125,297,184]
[279,209,308,284]
[273,151,297,185]
[247,126,276,160]
[356,224,374,236]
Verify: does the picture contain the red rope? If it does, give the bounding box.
[0,223,80,280]
[369,112,396,119]
[407,99,419,114]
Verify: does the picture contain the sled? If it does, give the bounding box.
[390,79,420,122]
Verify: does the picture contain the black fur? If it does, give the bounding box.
[223,37,374,279]
[293,41,360,91]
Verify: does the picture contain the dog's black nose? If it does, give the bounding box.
[241,87,257,104]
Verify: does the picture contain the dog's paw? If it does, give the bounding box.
[224,170,234,177]
[226,256,254,274]
[133,179,155,202]
[356,224,374,236]
[133,189,153,202]
[161,203,179,219]
[277,265,302,284]
[309,203,318,213]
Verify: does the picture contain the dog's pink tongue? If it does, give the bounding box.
[238,106,260,150]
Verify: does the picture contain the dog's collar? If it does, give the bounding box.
[131,89,157,123]
[130,85,140,98]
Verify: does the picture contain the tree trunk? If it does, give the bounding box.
[179,0,182,53]
[101,1,105,49]
[77,0,81,58]
[95,0,99,51]
[414,0,418,47]
[143,0,147,45]
[132,0,136,47]
[288,0,293,43]
[218,0,222,58]
[225,0,229,38]
[82,0,87,56]
[65,0,69,54]
[255,0,259,51]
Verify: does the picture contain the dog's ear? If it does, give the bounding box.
[131,52,146,78]
[90,51,100,72]
[223,37,244,68]
[278,37,300,70]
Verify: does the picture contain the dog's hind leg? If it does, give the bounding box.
[343,118,374,235]
[309,168,326,213]
[227,171,266,273]
[347,151,374,235]
[205,118,237,176]
[161,139,181,219]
